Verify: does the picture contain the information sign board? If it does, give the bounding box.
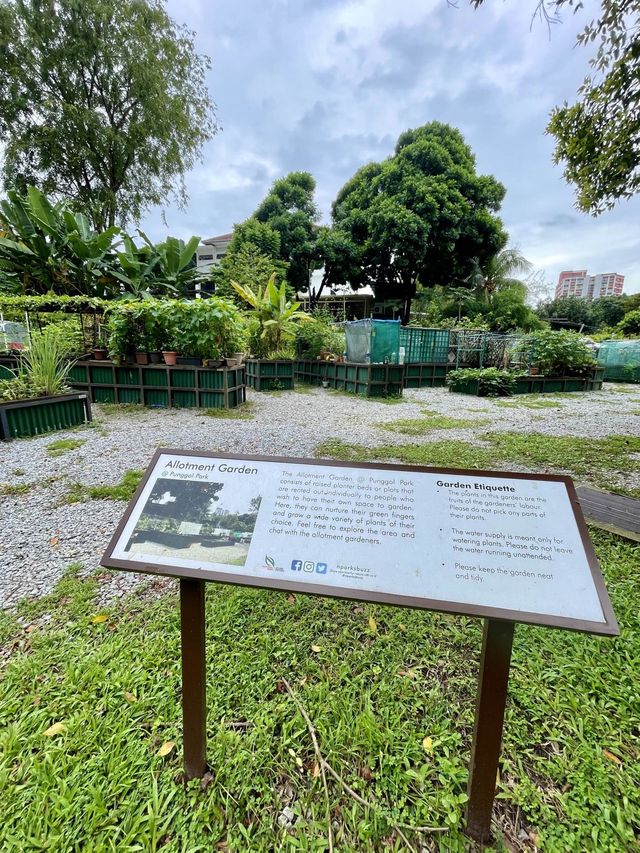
[102,449,617,636]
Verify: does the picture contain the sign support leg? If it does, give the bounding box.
[180,578,207,779]
[465,618,515,844]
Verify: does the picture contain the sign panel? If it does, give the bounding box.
[102,450,618,635]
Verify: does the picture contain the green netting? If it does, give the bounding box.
[597,340,640,382]
[344,319,401,363]
[399,327,450,363]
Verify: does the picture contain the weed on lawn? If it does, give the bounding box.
[316,438,498,469]
[0,482,31,497]
[0,533,637,851]
[46,438,86,457]
[202,403,255,419]
[64,469,144,504]
[378,414,489,435]
[484,433,640,478]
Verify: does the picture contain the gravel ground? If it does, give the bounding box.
[1,382,639,609]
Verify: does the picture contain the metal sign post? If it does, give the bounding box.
[466,619,515,844]
[179,578,207,779]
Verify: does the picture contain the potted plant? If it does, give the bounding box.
[162,348,178,366]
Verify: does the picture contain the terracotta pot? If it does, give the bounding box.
[93,348,108,361]
[162,351,178,366]
[135,351,149,365]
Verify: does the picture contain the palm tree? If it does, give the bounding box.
[467,248,533,306]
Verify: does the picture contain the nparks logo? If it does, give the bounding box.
[261,555,284,573]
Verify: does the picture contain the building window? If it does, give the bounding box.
[199,254,213,261]
[216,253,226,260]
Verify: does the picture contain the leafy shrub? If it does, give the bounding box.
[447,367,516,397]
[106,299,246,360]
[231,274,308,359]
[618,309,640,337]
[295,311,345,358]
[518,329,596,375]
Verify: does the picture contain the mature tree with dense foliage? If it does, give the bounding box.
[0,0,216,230]
[310,226,362,308]
[618,309,640,335]
[331,122,507,322]
[250,171,320,293]
[216,244,281,301]
[537,295,596,327]
[473,0,640,214]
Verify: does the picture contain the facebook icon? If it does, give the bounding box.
[291,560,303,572]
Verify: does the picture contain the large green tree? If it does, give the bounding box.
[0,0,216,230]
[252,171,320,293]
[332,122,507,322]
[473,0,640,214]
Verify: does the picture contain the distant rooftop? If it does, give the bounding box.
[202,232,233,245]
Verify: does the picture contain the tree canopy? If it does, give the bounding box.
[254,171,320,293]
[0,0,217,230]
[331,122,507,321]
[473,0,640,214]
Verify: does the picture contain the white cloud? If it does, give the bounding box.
[141,0,640,294]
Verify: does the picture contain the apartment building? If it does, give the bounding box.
[555,270,625,300]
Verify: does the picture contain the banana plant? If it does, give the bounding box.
[231,273,308,357]
[0,186,120,295]
[139,232,201,296]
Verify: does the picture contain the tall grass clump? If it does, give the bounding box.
[19,327,73,396]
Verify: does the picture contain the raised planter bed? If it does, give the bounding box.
[66,361,246,409]
[325,362,404,397]
[294,360,405,397]
[0,392,91,441]
[295,359,450,391]
[245,359,294,391]
[403,363,450,388]
[449,367,605,396]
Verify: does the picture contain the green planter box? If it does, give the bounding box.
[67,360,246,409]
[0,392,91,441]
[403,363,450,388]
[324,362,404,397]
[245,359,294,391]
[449,368,604,396]
[293,359,404,396]
[448,379,480,395]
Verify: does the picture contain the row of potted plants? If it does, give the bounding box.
[98,298,247,367]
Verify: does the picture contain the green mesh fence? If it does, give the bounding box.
[345,320,401,363]
[399,327,450,363]
[597,340,640,382]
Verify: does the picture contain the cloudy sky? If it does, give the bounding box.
[140,0,640,296]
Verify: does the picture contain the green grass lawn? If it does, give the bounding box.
[0,530,638,852]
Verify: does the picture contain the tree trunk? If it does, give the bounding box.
[309,274,328,311]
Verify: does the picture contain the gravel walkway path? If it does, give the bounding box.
[1,383,639,608]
